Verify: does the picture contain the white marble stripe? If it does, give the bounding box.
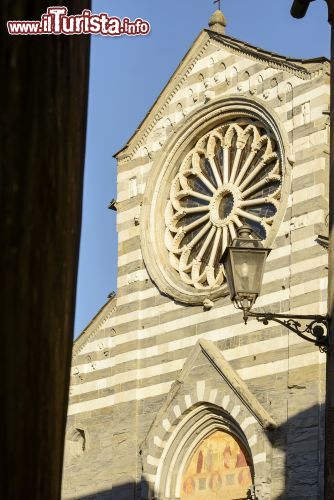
[288,183,325,207]
[241,417,257,432]
[281,105,328,134]
[107,276,325,344]
[77,282,327,369]
[222,395,230,409]
[277,209,325,237]
[117,82,327,178]
[136,103,328,161]
[118,162,152,183]
[68,351,325,416]
[116,169,327,232]
[231,405,241,418]
[118,224,140,243]
[154,435,166,448]
[118,249,143,267]
[117,205,142,225]
[122,111,327,186]
[76,297,327,381]
[292,157,326,179]
[208,389,218,404]
[118,68,327,168]
[117,268,149,288]
[70,324,304,395]
[71,359,184,394]
[142,473,156,484]
[289,83,329,108]
[72,309,326,393]
[116,129,327,203]
[173,405,181,419]
[115,220,323,273]
[185,394,192,408]
[253,453,266,464]
[292,131,328,154]
[196,381,205,401]
[238,350,323,380]
[116,158,327,231]
[248,434,257,447]
[147,455,160,467]
[114,250,325,333]
[117,181,326,242]
[162,418,171,432]
[115,235,325,300]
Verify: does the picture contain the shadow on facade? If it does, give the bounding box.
[69,403,324,500]
[74,480,144,500]
[272,402,325,500]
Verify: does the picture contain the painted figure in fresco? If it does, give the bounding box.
[236,448,248,468]
[209,471,222,493]
[196,450,203,474]
[238,467,252,487]
[183,476,195,495]
[223,445,234,469]
[205,444,214,472]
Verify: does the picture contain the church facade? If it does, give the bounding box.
[62,11,330,500]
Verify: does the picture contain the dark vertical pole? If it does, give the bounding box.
[291,1,334,497]
[322,1,334,497]
[327,2,334,495]
[0,2,90,499]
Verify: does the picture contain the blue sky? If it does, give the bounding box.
[74,0,330,337]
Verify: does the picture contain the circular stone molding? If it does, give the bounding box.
[141,97,290,304]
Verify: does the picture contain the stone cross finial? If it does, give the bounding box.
[208,7,227,34]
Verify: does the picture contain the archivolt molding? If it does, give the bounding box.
[142,398,273,500]
[141,96,291,304]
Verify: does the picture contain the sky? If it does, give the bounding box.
[74,0,330,337]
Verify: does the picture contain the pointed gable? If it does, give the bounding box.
[141,339,276,499]
[114,29,328,163]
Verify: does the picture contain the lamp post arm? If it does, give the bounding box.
[326,0,334,24]
[243,311,329,352]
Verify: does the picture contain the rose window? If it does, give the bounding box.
[164,119,282,290]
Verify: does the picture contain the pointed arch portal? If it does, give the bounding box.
[153,403,257,500]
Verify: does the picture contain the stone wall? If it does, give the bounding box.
[62,28,329,499]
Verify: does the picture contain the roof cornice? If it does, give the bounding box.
[207,29,329,80]
[72,296,117,358]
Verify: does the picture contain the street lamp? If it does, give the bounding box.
[222,226,271,313]
[290,0,315,18]
[221,226,329,352]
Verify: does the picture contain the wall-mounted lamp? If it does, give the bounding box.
[221,226,329,352]
[290,0,315,19]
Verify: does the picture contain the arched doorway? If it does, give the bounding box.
[180,430,253,499]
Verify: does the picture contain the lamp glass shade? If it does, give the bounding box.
[221,226,271,308]
[229,248,268,298]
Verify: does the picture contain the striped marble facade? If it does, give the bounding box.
[62,26,330,500]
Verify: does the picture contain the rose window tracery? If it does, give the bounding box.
[164,119,282,291]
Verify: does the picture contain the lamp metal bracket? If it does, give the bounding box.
[243,311,329,353]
